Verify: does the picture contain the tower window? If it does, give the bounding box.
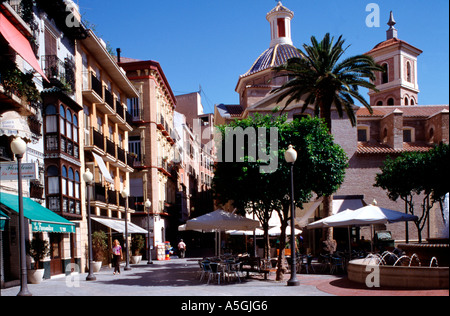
[406,62,412,82]
[382,63,389,84]
[404,97,409,105]
[277,18,286,37]
[387,98,394,106]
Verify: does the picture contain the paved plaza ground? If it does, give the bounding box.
[2,257,448,297]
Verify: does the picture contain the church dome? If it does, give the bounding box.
[240,2,301,78]
[242,43,302,77]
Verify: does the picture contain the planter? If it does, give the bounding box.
[27,269,45,284]
[131,255,142,264]
[92,261,102,272]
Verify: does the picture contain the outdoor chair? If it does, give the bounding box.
[225,262,241,283]
[199,261,211,282]
[330,256,345,274]
[207,262,222,285]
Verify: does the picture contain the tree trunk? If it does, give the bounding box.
[323,195,336,254]
[275,204,290,281]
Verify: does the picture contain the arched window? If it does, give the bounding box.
[387,98,394,106]
[376,101,383,106]
[66,109,72,139]
[68,167,74,197]
[406,62,412,83]
[62,166,68,195]
[73,115,78,143]
[75,171,80,199]
[410,98,415,105]
[60,105,66,136]
[382,63,389,84]
[404,97,409,105]
[47,166,60,194]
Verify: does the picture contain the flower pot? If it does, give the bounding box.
[27,269,45,284]
[131,255,142,264]
[92,261,102,272]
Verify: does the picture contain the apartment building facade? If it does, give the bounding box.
[119,58,177,256]
[1,0,140,286]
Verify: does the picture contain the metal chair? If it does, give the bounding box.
[207,262,222,285]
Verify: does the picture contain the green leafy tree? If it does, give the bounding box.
[213,114,347,279]
[375,143,450,243]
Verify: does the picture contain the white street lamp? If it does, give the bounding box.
[285,145,300,286]
[121,187,131,270]
[11,137,31,296]
[145,199,153,264]
[83,168,96,281]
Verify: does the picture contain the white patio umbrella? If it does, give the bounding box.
[180,210,261,256]
[268,226,302,236]
[308,204,418,252]
[183,209,261,232]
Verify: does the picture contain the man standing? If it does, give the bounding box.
[178,239,186,258]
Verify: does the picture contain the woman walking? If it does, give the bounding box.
[112,239,123,275]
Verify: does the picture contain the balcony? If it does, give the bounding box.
[105,137,116,159]
[93,182,106,203]
[42,55,75,94]
[82,71,103,104]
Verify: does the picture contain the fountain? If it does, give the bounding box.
[348,251,449,289]
[348,196,449,289]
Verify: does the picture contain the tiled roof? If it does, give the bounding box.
[242,44,302,78]
[216,104,244,118]
[267,2,294,17]
[357,105,449,118]
[366,37,423,54]
[357,142,434,155]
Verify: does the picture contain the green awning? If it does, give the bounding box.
[0,209,9,231]
[0,192,75,233]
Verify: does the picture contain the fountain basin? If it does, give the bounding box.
[398,242,449,267]
[348,259,449,289]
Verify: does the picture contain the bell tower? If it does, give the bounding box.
[366,12,423,106]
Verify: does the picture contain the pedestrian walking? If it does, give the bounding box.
[177,239,186,258]
[112,239,123,275]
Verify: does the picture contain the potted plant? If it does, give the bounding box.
[91,231,108,272]
[131,235,145,264]
[27,237,49,284]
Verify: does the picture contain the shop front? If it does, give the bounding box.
[0,192,76,282]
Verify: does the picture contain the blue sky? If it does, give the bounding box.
[78,0,449,113]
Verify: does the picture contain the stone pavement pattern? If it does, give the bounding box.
[1,258,448,296]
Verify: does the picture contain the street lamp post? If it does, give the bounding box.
[145,199,153,264]
[285,145,300,286]
[11,137,31,296]
[121,188,131,271]
[83,168,96,281]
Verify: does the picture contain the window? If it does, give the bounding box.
[404,97,409,105]
[277,18,286,37]
[403,127,415,143]
[357,126,369,142]
[60,105,65,136]
[45,105,57,133]
[382,63,389,84]
[406,62,412,83]
[62,166,67,195]
[376,101,383,106]
[387,98,394,106]
[47,166,60,194]
[73,115,78,143]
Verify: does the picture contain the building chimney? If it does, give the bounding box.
[116,48,121,63]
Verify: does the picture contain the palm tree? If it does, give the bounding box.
[272,33,383,253]
[272,33,383,131]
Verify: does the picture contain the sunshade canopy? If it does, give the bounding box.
[182,209,260,232]
[0,192,75,233]
[92,217,147,234]
[0,209,9,231]
[0,111,33,142]
[308,204,418,229]
[0,12,48,81]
